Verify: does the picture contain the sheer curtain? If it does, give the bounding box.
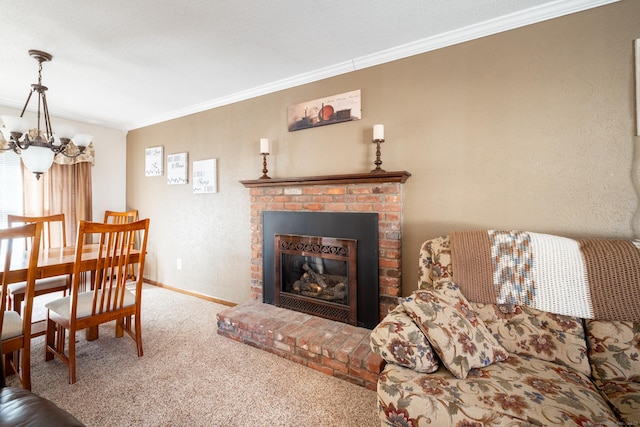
[22,162,93,245]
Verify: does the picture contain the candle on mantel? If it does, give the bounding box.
[373,124,384,141]
[260,138,270,154]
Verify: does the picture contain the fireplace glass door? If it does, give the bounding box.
[275,234,357,325]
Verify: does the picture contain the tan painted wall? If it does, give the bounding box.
[127,1,640,303]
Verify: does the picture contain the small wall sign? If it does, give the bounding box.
[193,158,217,194]
[145,146,164,177]
[167,152,188,185]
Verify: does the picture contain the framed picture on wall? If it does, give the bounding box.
[193,158,217,194]
[145,146,164,177]
[167,152,188,185]
[287,89,361,132]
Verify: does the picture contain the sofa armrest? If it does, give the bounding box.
[0,387,85,426]
[418,235,452,289]
[0,338,84,426]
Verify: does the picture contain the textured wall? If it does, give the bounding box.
[127,1,640,302]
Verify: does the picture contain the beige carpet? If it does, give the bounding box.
[8,285,379,426]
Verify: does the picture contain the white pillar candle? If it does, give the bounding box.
[260,138,270,154]
[373,124,384,140]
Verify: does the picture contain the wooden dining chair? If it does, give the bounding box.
[45,218,150,384]
[103,210,138,226]
[0,222,42,390]
[7,214,71,319]
[104,210,139,280]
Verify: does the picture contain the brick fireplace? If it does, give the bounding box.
[245,171,410,317]
[217,171,410,389]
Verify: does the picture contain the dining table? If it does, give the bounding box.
[1,243,140,339]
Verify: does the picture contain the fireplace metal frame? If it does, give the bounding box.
[262,211,379,329]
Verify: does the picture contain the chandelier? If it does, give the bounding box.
[0,50,93,180]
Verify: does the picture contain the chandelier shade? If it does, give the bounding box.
[0,116,30,134]
[0,49,93,179]
[53,123,77,140]
[72,133,93,148]
[20,145,56,174]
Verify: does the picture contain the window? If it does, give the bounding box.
[0,153,23,228]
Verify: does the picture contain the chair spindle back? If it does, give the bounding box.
[7,214,66,250]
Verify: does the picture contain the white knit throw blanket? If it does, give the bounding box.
[450,230,640,321]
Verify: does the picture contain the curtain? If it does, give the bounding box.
[22,162,93,245]
[2,129,94,244]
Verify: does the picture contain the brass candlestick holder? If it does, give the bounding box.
[371,138,386,173]
[259,153,271,179]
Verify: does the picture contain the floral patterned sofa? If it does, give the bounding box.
[370,231,640,426]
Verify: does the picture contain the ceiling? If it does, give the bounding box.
[0,0,616,132]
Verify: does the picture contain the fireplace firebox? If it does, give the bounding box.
[263,211,379,329]
[275,234,358,325]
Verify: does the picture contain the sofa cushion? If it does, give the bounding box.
[594,379,640,425]
[369,304,438,373]
[417,235,452,289]
[586,320,640,382]
[402,283,508,379]
[377,356,620,427]
[472,302,591,376]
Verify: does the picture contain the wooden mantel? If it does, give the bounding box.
[240,171,411,188]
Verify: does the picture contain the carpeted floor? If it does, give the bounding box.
[9,285,380,426]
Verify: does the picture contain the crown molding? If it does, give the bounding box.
[131,0,619,131]
[353,0,619,69]
[131,60,357,130]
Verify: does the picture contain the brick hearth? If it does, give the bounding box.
[217,301,384,390]
[217,172,410,387]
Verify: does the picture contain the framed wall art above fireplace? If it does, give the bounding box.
[287,89,361,132]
